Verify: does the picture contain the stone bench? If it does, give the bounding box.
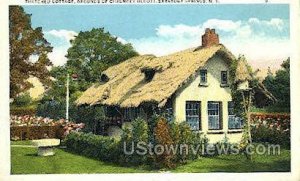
[32,139,60,156]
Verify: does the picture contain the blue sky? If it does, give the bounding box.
[23,5,290,70]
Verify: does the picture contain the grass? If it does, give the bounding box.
[11,141,290,174]
[11,146,152,174]
[11,140,33,145]
[174,149,290,172]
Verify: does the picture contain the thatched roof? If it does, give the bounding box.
[235,56,251,83]
[76,44,235,108]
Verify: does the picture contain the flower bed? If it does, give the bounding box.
[10,115,84,140]
[250,112,290,148]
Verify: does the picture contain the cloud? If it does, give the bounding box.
[44,18,289,70]
[128,18,289,70]
[156,24,202,38]
[44,29,78,66]
[202,19,241,32]
[113,36,127,44]
[46,29,77,42]
[47,45,70,66]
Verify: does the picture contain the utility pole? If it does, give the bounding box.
[66,73,70,122]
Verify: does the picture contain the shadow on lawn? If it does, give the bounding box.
[25,153,38,157]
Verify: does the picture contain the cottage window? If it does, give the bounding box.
[228,101,243,129]
[200,69,207,84]
[185,101,201,131]
[221,71,228,85]
[208,101,222,130]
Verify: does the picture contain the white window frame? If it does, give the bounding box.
[221,71,228,85]
[208,101,221,130]
[200,69,207,84]
[228,101,243,129]
[186,101,201,131]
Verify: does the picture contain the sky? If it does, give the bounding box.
[23,5,290,70]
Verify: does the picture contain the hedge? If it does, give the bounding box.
[10,107,37,116]
[64,118,212,168]
[11,125,64,140]
[64,132,119,162]
[10,115,85,140]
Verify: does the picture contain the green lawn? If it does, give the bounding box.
[174,150,290,172]
[11,146,152,174]
[11,142,290,174]
[11,140,33,145]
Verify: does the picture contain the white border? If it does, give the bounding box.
[0,1,299,181]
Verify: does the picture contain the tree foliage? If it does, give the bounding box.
[229,56,247,118]
[66,28,138,87]
[37,27,138,126]
[263,58,290,108]
[9,6,53,98]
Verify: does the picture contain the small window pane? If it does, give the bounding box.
[186,101,201,131]
[200,70,207,83]
[208,102,220,130]
[221,71,228,84]
[228,101,243,129]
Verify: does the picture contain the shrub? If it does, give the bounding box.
[169,122,187,163]
[192,132,209,157]
[63,116,235,169]
[250,112,290,148]
[153,117,175,168]
[64,132,119,162]
[213,135,239,156]
[251,124,290,148]
[65,119,150,167]
[176,122,194,162]
[13,93,32,106]
[119,118,149,166]
[132,118,149,143]
[169,122,209,161]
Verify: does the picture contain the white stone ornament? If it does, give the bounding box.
[32,139,60,156]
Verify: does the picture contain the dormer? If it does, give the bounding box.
[100,73,109,83]
[141,67,156,82]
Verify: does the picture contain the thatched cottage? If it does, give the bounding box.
[76,28,271,142]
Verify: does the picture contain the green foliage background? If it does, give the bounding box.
[36,28,138,128]
[263,58,290,109]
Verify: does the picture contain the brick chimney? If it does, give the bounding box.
[201,28,219,47]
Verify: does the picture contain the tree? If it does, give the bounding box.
[66,28,138,89]
[37,27,138,127]
[9,6,53,99]
[263,58,290,108]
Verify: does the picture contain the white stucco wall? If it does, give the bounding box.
[173,55,243,143]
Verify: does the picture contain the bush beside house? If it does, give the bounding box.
[64,117,210,168]
[64,112,290,168]
[64,132,119,162]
